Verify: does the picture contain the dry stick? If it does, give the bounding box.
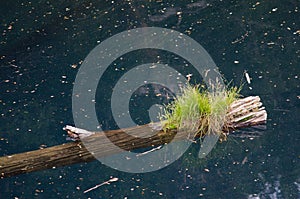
[84,177,119,193]
[0,96,267,179]
[136,146,162,157]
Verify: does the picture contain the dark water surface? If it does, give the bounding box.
[0,0,299,198]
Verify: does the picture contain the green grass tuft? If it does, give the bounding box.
[160,83,240,138]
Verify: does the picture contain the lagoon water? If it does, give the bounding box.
[0,0,299,198]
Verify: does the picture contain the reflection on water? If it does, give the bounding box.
[149,0,208,24]
[0,0,299,198]
[248,174,282,199]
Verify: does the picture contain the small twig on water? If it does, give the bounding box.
[136,145,162,156]
[84,177,119,193]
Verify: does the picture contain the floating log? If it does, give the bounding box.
[0,96,267,178]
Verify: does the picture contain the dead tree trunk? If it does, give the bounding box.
[0,96,267,178]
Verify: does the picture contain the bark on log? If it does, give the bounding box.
[0,96,267,179]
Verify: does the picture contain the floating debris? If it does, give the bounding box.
[84,177,119,193]
[136,146,162,157]
[244,71,251,84]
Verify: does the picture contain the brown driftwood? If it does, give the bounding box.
[0,96,267,178]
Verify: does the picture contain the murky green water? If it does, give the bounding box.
[0,0,299,198]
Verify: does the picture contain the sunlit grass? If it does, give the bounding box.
[160,83,240,139]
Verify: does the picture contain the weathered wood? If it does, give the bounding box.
[0,126,177,179]
[0,96,267,178]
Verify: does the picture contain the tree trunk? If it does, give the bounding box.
[0,96,267,178]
